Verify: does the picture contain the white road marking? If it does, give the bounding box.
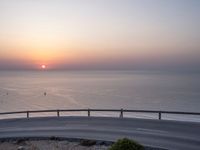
[136,128,168,134]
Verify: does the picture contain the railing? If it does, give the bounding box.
[1,109,200,120]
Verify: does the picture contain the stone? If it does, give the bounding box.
[17,146,25,150]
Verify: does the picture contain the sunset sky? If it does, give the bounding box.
[0,0,200,70]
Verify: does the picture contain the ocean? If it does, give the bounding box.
[0,70,200,121]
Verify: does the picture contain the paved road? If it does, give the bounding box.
[0,117,200,150]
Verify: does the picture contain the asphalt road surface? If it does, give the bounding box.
[0,117,200,150]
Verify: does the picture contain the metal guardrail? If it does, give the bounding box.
[0,109,200,120]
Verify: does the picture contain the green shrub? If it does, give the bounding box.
[109,138,144,150]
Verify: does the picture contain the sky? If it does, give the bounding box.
[0,0,200,70]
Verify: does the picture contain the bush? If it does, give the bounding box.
[109,138,144,150]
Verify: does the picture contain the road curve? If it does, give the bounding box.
[0,117,200,150]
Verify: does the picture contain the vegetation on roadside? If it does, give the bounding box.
[109,138,144,150]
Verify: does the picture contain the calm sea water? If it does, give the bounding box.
[0,70,200,121]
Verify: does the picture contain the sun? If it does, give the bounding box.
[41,65,46,69]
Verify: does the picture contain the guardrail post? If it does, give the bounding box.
[88,108,90,117]
[57,110,60,117]
[159,112,161,120]
[27,111,29,118]
[120,108,123,118]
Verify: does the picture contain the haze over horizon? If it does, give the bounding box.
[0,0,200,71]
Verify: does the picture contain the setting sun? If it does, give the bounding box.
[41,65,46,69]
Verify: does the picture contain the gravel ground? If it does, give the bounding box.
[0,138,166,150]
[0,140,109,150]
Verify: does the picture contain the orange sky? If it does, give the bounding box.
[0,0,200,70]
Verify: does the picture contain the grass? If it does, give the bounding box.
[109,138,144,150]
